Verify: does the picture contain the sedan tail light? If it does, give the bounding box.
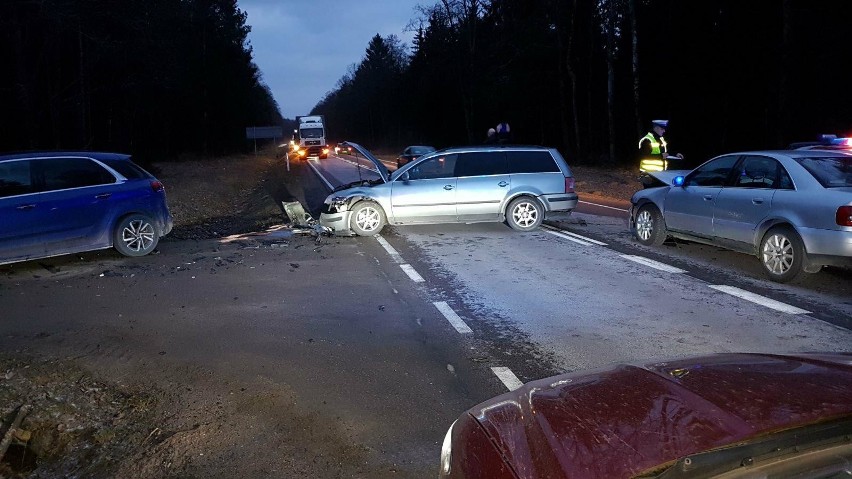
[150,180,164,192]
[837,206,852,226]
[565,177,575,194]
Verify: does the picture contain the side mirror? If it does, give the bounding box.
[673,176,685,187]
[400,171,410,182]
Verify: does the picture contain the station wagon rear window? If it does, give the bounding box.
[507,151,560,174]
[795,156,852,188]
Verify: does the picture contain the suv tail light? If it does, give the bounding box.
[565,177,575,194]
[150,180,164,193]
[837,206,852,226]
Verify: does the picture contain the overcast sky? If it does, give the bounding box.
[239,0,425,120]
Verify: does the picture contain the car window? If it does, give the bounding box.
[411,146,434,155]
[407,154,457,180]
[101,158,150,180]
[685,155,739,187]
[39,157,116,192]
[0,160,35,198]
[794,156,852,188]
[506,151,560,174]
[734,156,780,189]
[454,152,507,177]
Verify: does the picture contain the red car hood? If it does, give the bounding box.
[467,353,852,479]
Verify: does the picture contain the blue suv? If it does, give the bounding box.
[0,152,173,265]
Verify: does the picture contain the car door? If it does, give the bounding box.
[390,154,458,223]
[713,155,786,246]
[455,151,510,222]
[0,159,44,262]
[664,155,739,237]
[30,157,118,252]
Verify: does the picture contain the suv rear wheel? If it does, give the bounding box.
[506,197,543,232]
[114,214,158,257]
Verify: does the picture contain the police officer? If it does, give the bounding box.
[638,119,682,172]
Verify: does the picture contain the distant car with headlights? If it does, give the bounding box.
[334,143,352,155]
[630,150,852,282]
[396,145,436,168]
[319,142,577,236]
[0,151,173,265]
[439,352,852,479]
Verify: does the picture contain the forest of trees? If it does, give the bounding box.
[0,0,282,161]
[1,1,849,166]
[314,0,851,166]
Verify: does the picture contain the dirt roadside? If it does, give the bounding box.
[0,149,638,478]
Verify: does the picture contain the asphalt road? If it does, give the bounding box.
[1,152,850,478]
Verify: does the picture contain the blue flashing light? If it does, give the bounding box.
[673,176,685,187]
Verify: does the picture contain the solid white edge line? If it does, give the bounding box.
[491,367,524,391]
[544,229,593,245]
[375,236,404,264]
[305,158,334,191]
[578,200,629,213]
[433,302,473,334]
[709,285,811,315]
[620,254,686,274]
[400,264,425,283]
[542,225,608,245]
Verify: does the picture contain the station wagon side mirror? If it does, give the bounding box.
[673,175,685,187]
[399,171,410,182]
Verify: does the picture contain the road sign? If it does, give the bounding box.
[245,126,283,140]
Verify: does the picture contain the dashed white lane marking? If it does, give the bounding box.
[375,236,404,264]
[400,264,425,283]
[621,254,686,274]
[542,225,608,245]
[433,302,473,334]
[376,236,425,282]
[578,200,629,213]
[491,367,524,391]
[709,285,811,315]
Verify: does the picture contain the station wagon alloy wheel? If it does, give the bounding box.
[114,214,159,257]
[760,226,804,282]
[350,201,386,236]
[507,197,543,231]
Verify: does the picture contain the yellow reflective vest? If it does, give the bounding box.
[638,132,668,172]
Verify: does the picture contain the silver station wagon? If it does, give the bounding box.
[630,150,852,282]
[319,143,578,236]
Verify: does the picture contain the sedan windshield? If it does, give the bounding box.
[795,156,852,187]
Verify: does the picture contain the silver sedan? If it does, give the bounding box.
[630,150,852,282]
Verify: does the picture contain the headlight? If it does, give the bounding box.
[325,196,350,213]
[439,420,456,477]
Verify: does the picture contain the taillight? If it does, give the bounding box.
[565,177,575,194]
[837,206,852,226]
[150,180,164,192]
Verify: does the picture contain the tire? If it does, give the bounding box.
[349,201,386,236]
[633,204,667,246]
[114,214,159,257]
[506,196,543,232]
[759,226,804,283]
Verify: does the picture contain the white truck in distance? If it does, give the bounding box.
[297,115,328,159]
